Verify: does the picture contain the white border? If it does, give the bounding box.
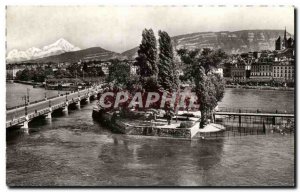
[0,0,298,191]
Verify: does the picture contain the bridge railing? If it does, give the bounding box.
[217,107,294,114]
[6,94,62,111]
[7,104,26,111]
[6,116,26,127]
[6,84,104,111]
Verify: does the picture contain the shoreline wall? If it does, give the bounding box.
[93,110,198,140]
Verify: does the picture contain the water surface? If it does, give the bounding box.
[6,85,295,186]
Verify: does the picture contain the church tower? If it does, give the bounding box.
[287,37,293,48]
[275,36,281,50]
[282,27,287,49]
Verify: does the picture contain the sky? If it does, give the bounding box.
[6,6,295,53]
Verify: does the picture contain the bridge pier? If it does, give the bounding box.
[63,102,69,112]
[21,115,29,134]
[21,120,29,129]
[46,112,52,119]
[46,107,52,119]
[76,99,81,108]
[86,94,90,103]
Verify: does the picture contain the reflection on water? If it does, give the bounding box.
[6,100,294,186]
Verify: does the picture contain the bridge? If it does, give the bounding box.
[214,111,294,118]
[213,107,294,128]
[6,84,105,129]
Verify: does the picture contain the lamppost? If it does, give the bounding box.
[22,95,28,116]
[26,88,30,104]
[44,92,47,100]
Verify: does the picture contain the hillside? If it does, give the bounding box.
[121,29,292,60]
[120,47,139,61]
[27,47,120,63]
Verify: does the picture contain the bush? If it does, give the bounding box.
[178,121,195,128]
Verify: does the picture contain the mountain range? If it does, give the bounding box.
[6,38,80,63]
[7,29,292,64]
[121,30,293,60]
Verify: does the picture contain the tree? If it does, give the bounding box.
[210,73,225,102]
[54,69,71,79]
[15,68,34,81]
[107,61,131,87]
[157,30,178,91]
[87,67,98,77]
[67,63,81,78]
[177,48,227,128]
[135,29,158,78]
[44,66,54,77]
[82,62,88,72]
[33,67,46,82]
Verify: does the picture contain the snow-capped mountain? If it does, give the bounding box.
[6,38,80,63]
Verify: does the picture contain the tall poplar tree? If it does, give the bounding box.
[157,30,178,91]
[135,29,158,77]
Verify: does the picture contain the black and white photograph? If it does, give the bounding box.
[5,5,295,187]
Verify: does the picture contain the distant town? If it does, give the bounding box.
[6,28,295,91]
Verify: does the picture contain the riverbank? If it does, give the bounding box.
[13,80,44,87]
[92,108,225,140]
[92,109,203,139]
[225,84,294,91]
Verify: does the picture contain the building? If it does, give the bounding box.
[275,27,294,50]
[272,31,295,83]
[130,65,138,75]
[213,67,223,78]
[231,60,246,81]
[250,56,273,81]
[223,62,232,78]
[272,59,294,82]
[101,65,110,75]
[224,27,295,84]
[6,66,22,80]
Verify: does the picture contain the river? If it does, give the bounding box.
[219,88,294,113]
[6,82,67,108]
[6,83,295,186]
